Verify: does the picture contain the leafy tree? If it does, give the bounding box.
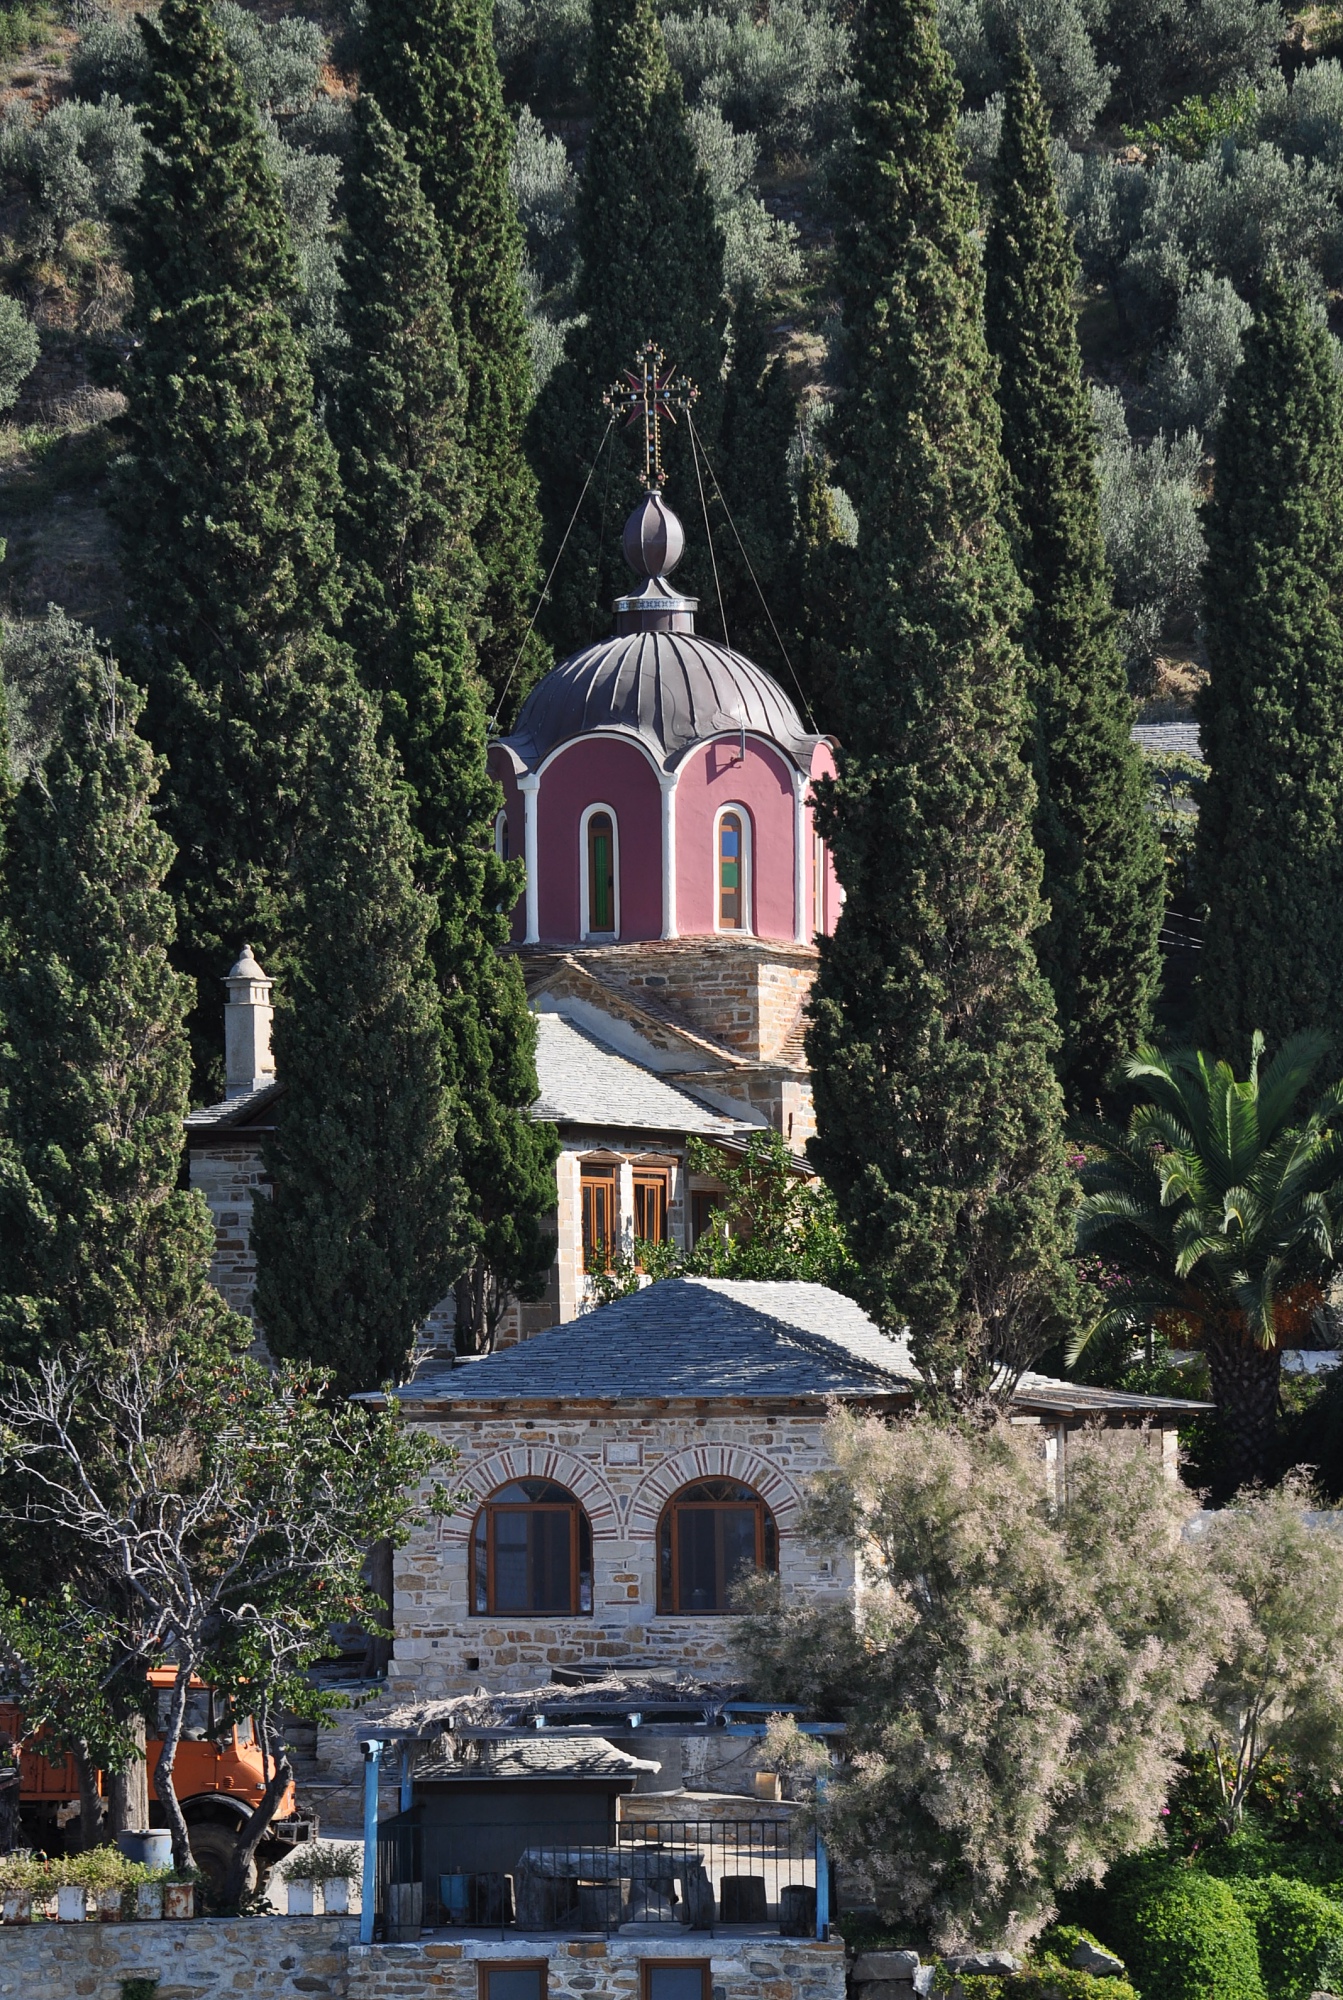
[1195,275,1343,1069]
[250,688,465,1396]
[1075,1033,1343,1494]
[1195,1479,1343,1837]
[0,657,220,1374]
[1091,387,1204,693]
[0,294,37,413]
[1149,272,1253,433]
[0,605,101,780]
[805,0,1082,1399]
[985,39,1164,1107]
[533,0,727,644]
[330,98,558,1355]
[737,1413,1215,1952]
[362,0,544,715]
[118,0,349,1084]
[0,1329,451,1900]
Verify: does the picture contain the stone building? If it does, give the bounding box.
[186,491,837,1341]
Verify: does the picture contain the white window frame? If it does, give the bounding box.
[494,807,509,861]
[579,801,621,941]
[713,802,752,936]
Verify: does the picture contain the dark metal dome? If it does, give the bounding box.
[500,629,818,774]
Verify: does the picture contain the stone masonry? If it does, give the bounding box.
[386,1402,855,1705]
[0,1914,357,2000]
[346,1933,847,2000]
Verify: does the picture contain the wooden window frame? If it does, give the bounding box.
[581,1165,618,1273]
[479,1962,550,2000]
[471,1496,592,1618]
[640,1962,712,2000]
[581,803,620,939]
[657,1484,777,1615]
[633,1168,670,1262]
[715,807,748,933]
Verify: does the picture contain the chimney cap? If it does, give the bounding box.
[225,944,269,984]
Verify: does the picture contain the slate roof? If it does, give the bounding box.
[380,1277,1210,1420]
[532,1012,742,1136]
[183,1080,283,1132]
[388,1277,920,1406]
[415,1736,661,1783]
[499,630,821,775]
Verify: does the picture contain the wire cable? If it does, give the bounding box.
[490,414,617,732]
[687,409,819,733]
[688,415,731,655]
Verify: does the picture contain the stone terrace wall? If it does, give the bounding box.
[348,1931,847,2000]
[0,1914,357,2000]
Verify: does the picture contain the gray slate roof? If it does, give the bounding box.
[392,1277,920,1405]
[385,1277,1210,1419]
[1132,721,1200,758]
[532,1012,741,1136]
[415,1736,661,1783]
[499,630,820,774]
[183,1080,282,1132]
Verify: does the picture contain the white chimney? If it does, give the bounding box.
[223,945,275,1099]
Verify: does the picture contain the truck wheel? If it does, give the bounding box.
[187,1821,256,1899]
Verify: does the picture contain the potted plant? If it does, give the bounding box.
[55,1873,88,1923]
[71,1845,135,1921]
[163,1868,198,1920]
[136,1870,166,1921]
[286,1841,360,1916]
[0,1853,41,1924]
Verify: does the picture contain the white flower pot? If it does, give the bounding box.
[95,1885,122,1922]
[323,1877,350,1915]
[56,1885,86,1922]
[136,1883,163,1920]
[287,1879,319,1916]
[1,1890,31,1924]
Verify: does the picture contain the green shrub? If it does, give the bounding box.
[1107,1864,1266,2000]
[1227,1875,1343,2000]
[950,1962,1139,1999]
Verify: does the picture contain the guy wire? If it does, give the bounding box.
[490,414,616,732]
[689,417,731,656]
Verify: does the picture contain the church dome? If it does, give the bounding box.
[501,628,818,774]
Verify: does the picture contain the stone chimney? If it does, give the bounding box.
[223,945,275,1099]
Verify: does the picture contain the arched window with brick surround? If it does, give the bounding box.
[471,1480,593,1615]
[656,1479,777,1614]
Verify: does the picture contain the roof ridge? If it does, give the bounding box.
[685,1278,915,1387]
[532,955,748,1067]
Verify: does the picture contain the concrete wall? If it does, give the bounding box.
[348,1931,847,2000]
[388,1404,854,1705]
[0,1914,357,1999]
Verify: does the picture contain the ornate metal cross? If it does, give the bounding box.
[603,341,699,491]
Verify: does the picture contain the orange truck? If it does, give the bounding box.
[2,1668,316,1892]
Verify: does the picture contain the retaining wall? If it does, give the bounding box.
[0,1914,357,1999]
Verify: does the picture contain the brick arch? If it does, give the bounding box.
[440,1446,620,1542]
[630,1444,803,1534]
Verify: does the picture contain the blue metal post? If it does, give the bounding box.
[360,1741,382,1945]
[815,1772,830,1941]
[399,1743,413,1813]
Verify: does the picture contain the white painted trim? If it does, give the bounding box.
[791,770,807,944]
[519,774,540,944]
[712,802,753,936]
[659,772,678,940]
[579,800,621,941]
[493,807,509,861]
[536,727,667,783]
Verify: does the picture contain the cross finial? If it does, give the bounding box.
[603,341,699,491]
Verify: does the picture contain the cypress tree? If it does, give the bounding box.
[332,98,558,1351]
[119,0,348,1085]
[793,453,855,735]
[713,296,803,679]
[534,0,727,642]
[805,0,1081,1396]
[985,42,1164,1108]
[0,655,235,1370]
[361,0,543,716]
[250,687,465,1394]
[1196,275,1343,1068]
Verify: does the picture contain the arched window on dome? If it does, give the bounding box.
[494,808,510,862]
[812,825,826,936]
[657,1479,777,1615]
[581,804,620,939]
[471,1479,594,1616]
[715,807,751,933]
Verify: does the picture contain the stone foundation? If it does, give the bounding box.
[0,1913,357,1999]
[347,1932,847,2000]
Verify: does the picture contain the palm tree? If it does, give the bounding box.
[1076,1031,1343,1493]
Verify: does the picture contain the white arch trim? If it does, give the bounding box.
[535,727,670,784]
[712,801,753,937]
[579,800,621,940]
[630,1443,803,1533]
[439,1446,620,1542]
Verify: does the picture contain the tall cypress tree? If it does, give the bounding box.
[332,96,558,1352]
[1196,276,1343,1067]
[120,0,348,1085]
[361,0,543,717]
[805,0,1081,1396]
[985,42,1164,1108]
[251,687,465,1394]
[714,296,803,677]
[534,0,727,642]
[0,655,235,1370]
